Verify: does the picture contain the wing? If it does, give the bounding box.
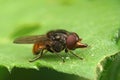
[13,35,50,44]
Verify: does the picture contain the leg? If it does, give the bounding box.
[54,53,65,63]
[69,51,83,60]
[64,48,71,59]
[29,50,47,62]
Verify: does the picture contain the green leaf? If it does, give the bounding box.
[10,23,41,39]
[96,28,120,80]
[0,0,120,80]
[96,52,120,80]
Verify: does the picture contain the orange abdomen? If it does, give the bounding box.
[32,43,46,55]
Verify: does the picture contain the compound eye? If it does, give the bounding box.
[66,34,77,49]
[73,33,80,41]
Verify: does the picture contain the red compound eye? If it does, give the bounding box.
[66,34,77,49]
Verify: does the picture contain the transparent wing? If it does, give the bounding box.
[13,35,50,44]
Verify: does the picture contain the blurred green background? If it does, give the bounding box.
[0,0,120,80]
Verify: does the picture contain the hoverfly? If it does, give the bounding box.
[13,29,88,62]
